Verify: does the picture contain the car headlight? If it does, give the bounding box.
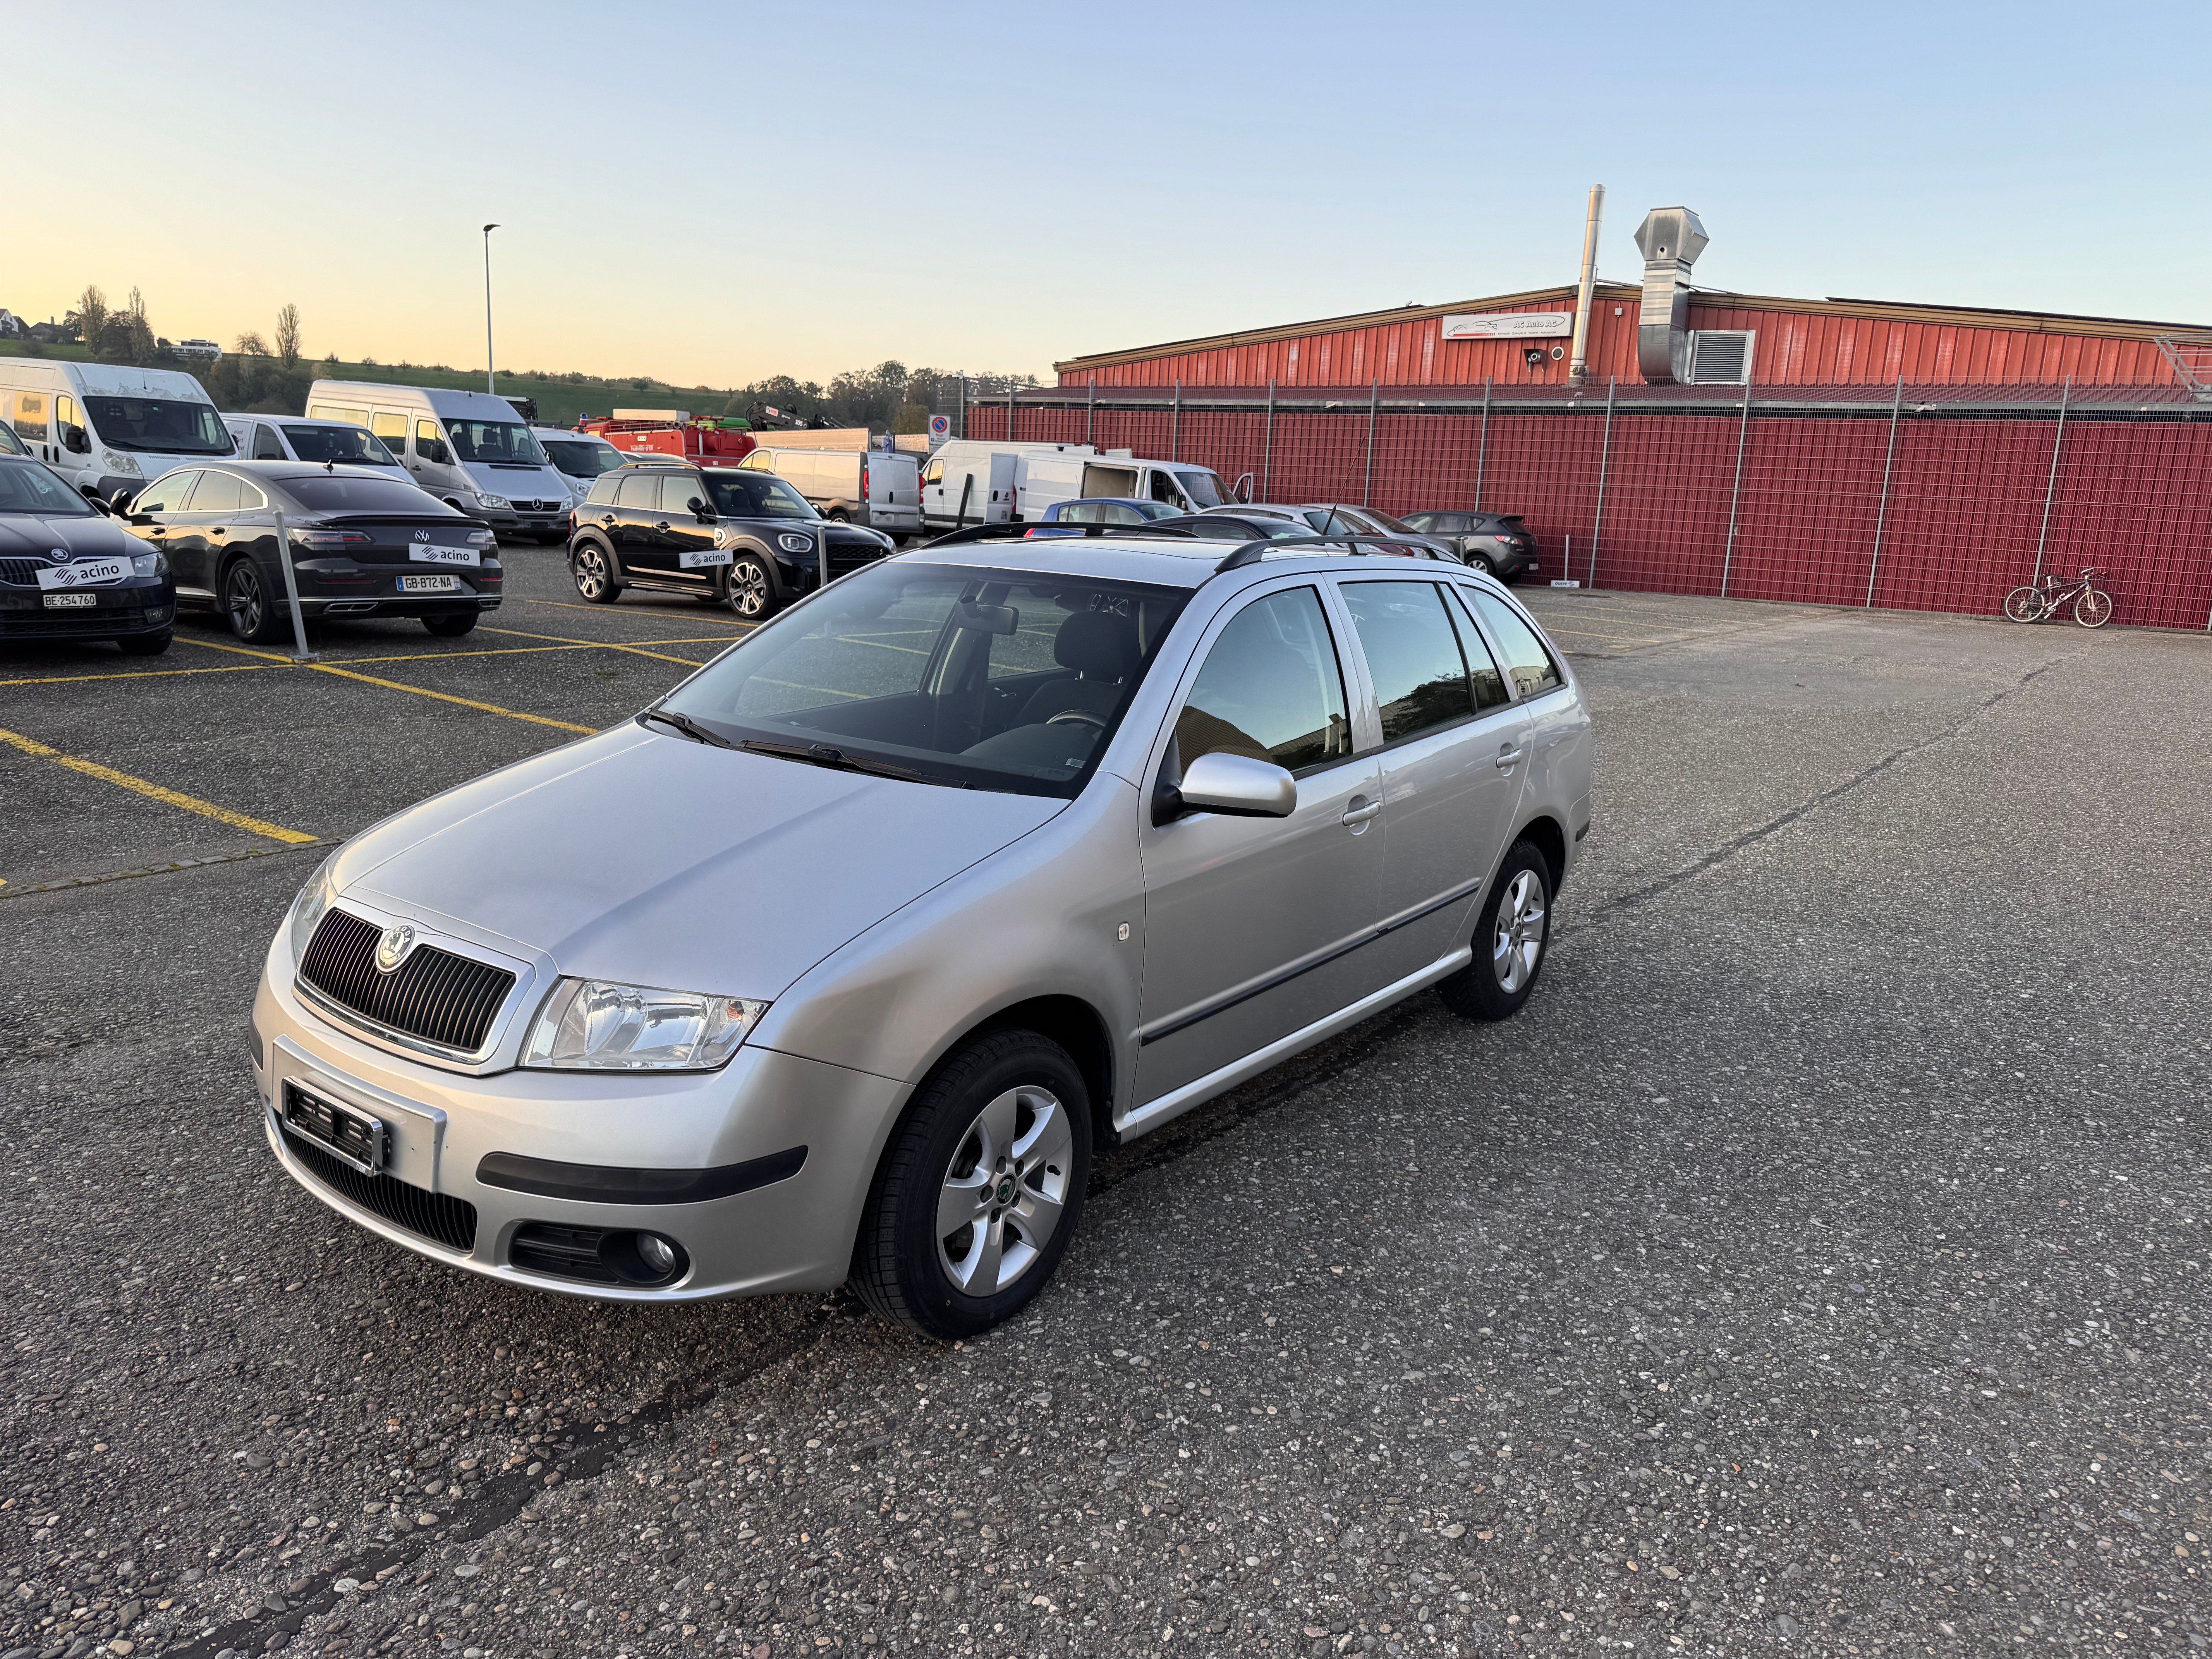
[287,857,339,972]
[777,532,815,554]
[102,450,143,477]
[524,979,768,1072]
[132,551,168,578]
[473,491,510,510]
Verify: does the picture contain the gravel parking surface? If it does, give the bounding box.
[3,557,2207,1659]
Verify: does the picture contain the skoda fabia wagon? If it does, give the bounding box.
[253,527,1594,1337]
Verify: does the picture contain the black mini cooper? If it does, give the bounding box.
[0,455,176,654]
[119,461,501,642]
[567,463,892,619]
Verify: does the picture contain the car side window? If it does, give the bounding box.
[134,471,199,514]
[1340,581,1476,743]
[615,473,659,509]
[1442,586,1512,710]
[1467,590,1565,699]
[370,412,407,456]
[586,474,621,505]
[1059,503,1100,524]
[10,391,48,441]
[253,424,286,460]
[659,474,706,515]
[188,471,246,514]
[414,419,452,466]
[1175,587,1352,775]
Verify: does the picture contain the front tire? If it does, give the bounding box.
[725,554,776,620]
[2003,585,2047,624]
[2073,587,2112,629]
[223,557,284,644]
[853,1031,1091,1340]
[1438,839,1552,1022]
[571,539,621,603]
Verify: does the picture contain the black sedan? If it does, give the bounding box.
[1397,510,1539,582]
[0,455,176,654]
[118,462,501,642]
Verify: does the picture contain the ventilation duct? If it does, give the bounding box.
[1633,207,1710,385]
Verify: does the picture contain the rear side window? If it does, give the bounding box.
[1176,587,1352,775]
[1466,590,1563,699]
[369,412,407,453]
[1443,586,1511,710]
[252,424,287,460]
[312,403,371,427]
[1340,581,1476,743]
[586,474,621,505]
[11,391,48,441]
[188,471,247,513]
[616,473,659,509]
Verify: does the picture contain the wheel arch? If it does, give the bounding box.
[1514,811,1568,895]
[903,994,1117,1156]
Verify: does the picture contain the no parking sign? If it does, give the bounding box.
[928,415,951,443]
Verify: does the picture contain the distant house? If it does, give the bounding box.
[0,309,23,340]
[172,338,223,364]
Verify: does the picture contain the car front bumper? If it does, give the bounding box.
[0,579,174,639]
[251,944,906,1302]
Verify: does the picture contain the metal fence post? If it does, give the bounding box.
[1720,383,1753,598]
[1587,380,1616,587]
[1008,390,1017,444]
[956,377,967,441]
[1474,379,1491,512]
[2030,375,2073,586]
[1362,380,1379,507]
[1864,376,1905,608]
[1171,382,1182,463]
[1261,381,1275,499]
[1086,379,1096,447]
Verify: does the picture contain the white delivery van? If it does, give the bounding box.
[533,426,629,509]
[0,360,232,501]
[738,444,921,538]
[918,440,1235,530]
[222,411,417,477]
[306,380,574,540]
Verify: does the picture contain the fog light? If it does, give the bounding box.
[596,1229,689,1288]
[637,1233,677,1275]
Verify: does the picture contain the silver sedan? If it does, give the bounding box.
[252,528,1594,1337]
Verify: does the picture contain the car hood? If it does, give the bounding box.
[338,724,1063,1000]
[0,511,133,560]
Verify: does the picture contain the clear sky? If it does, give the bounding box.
[8,0,2207,387]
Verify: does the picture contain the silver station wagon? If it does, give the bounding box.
[253,527,1594,1337]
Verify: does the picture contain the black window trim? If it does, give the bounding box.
[1169,578,1361,785]
[1449,580,1570,706]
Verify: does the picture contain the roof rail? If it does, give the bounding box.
[921,521,1197,548]
[1213,533,1442,574]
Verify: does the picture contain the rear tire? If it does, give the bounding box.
[2002,585,2047,624]
[223,557,285,644]
[2073,587,2112,629]
[852,1031,1091,1340]
[1437,839,1553,1022]
[571,539,622,604]
[1467,552,1497,578]
[424,614,477,638]
[116,630,172,656]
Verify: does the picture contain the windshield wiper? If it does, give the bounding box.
[738,738,966,788]
[638,708,735,748]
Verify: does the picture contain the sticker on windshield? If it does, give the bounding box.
[36,558,129,590]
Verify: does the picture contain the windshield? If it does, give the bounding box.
[282,424,399,465]
[0,423,25,457]
[0,461,97,516]
[281,476,461,515]
[541,439,627,479]
[443,419,547,467]
[661,562,1190,798]
[1176,469,1230,509]
[704,471,817,520]
[1363,508,1415,534]
[82,396,232,455]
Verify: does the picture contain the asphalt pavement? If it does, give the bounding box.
[2,555,2207,1659]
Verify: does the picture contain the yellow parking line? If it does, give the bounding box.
[0,663,281,687]
[0,725,318,845]
[171,635,595,734]
[477,626,723,666]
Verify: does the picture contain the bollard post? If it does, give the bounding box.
[269,508,314,660]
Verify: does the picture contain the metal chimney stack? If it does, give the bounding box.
[1633,206,1709,385]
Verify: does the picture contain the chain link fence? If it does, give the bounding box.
[951,379,2212,631]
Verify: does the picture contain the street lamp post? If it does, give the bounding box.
[481,223,500,395]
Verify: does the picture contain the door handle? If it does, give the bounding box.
[600,514,616,525]
[654,520,670,529]
[210,526,226,538]
[1341,796,1381,828]
[1495,746,1527,771]
[146,526,165,536]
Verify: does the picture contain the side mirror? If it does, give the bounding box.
[108,490,135,515]
[1234,472,1253,504]
[690,498,713,521]
[80,487,112,515]
[64,427,90,454]
[1175,751,1297,819]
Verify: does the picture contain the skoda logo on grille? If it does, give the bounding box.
[374,924,417,974]
[49,546,73,563]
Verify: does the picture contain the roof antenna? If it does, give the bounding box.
[325,460,335,472]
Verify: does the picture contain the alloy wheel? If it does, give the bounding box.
[728,558,770,619]
[936,1085,1073,1296]
[574,545,611,601]
[1491,868,1547,993]
[226,562,265,638]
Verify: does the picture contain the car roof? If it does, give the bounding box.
[904,532,1452,591]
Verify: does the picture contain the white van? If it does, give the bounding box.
[738,444,921,538]
[918,440,1234,531]
[532,426,629,510]
[222,412,415,476]
[306,380,574,540]
[0,360,232,502]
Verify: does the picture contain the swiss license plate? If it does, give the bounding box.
[44,592,99,609]
[408,542,480,568]
[399,573,462,593]
[679,548,734,569]
[282,1081,389,1174]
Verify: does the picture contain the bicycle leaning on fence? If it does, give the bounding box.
[2004,566,2112,629]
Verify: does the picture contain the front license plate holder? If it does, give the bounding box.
[282,1080,390,1174]
[398,573,462,593]
[44,592,100,608]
